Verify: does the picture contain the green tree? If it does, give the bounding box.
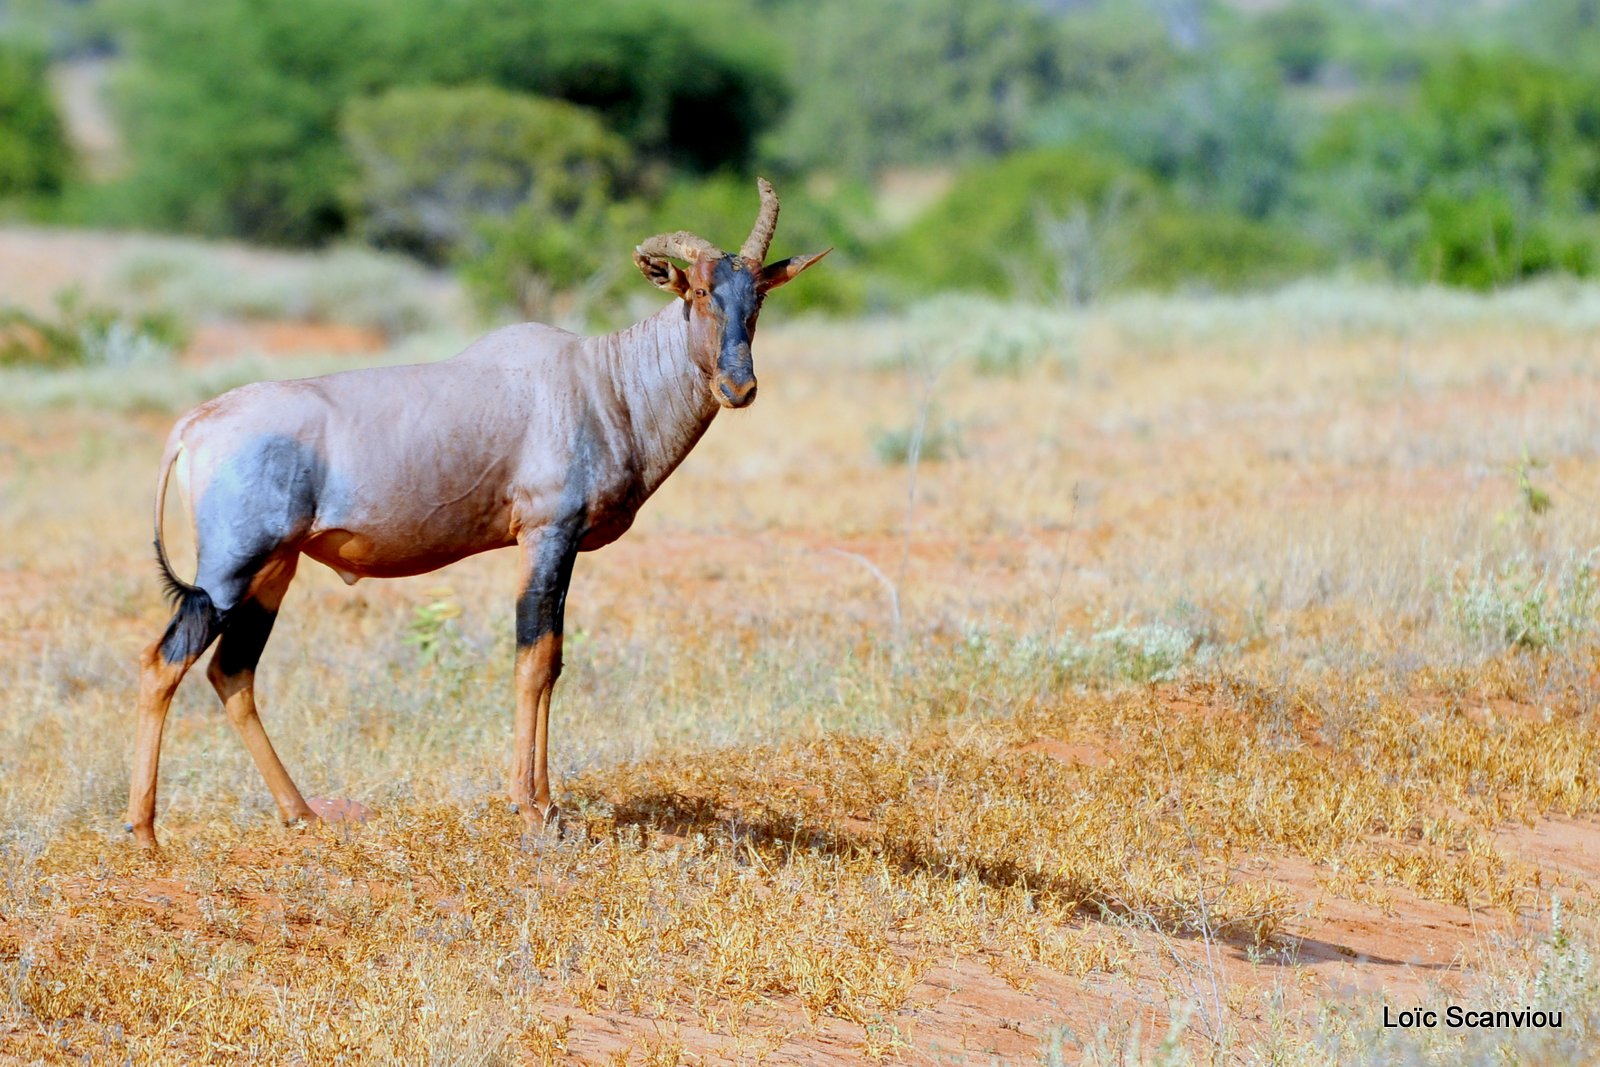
[768,0,1070,175]
[342,86,632,264]
[449,0,785,176]
[1494,0,1600,66]
[461,197,635,323]
[1256,1,1332,84]
[1035,67,1305,221]
[874,147,1322,301]
[0,42,71,199]
[104,0,784,244]
[107,0,380,242]
[1308,50,1600,287]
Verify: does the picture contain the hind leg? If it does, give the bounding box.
[205,554,316,827]
[126,595,222,848]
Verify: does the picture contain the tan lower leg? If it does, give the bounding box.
[126,642,191,848]
[208,663,314,824]
[510,633,561,824]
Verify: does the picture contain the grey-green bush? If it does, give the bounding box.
[342,86,631,265]
[874,148,1324,302]
[1306,50,1600,288]
[103,0,784,244]
[0,42,70,199]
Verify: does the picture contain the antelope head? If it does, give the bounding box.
[633,179,830,409]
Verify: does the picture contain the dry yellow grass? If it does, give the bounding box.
[5,268,1600,1062]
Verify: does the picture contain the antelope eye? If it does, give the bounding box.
[695,288,707,297]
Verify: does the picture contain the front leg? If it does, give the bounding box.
[510,518,581,830]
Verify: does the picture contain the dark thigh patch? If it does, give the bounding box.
[213,599,278,676]
[193,435,327,609]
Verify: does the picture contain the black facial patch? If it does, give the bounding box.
[710,257,762,335]
[711,257,762,383]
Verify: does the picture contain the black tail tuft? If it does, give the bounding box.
[154,535,196,607]
[154,536,219,662]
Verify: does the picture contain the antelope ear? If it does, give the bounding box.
[758,248,832,292]
[633,250,691,297]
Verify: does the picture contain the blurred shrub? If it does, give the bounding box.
[1033,67,1304,221]
[873,416,963,465]
[457,0,786,175]
[1307,50,1600,288]
[968,329,1047,377]
[1493,0,1600,66]
[1062,620,1205,685]
[874,149,1142,297]
[1134,209,1328,292]
[104,0,368,243]
[462,173,873,322]
[0,289,185,368]
[1255,1,1332,84]
[875,148,1322,303]
[0,42,70,199]
[1032,187,1138,306]
[103,0,782,244]
[1417,187,1595,290]
[1451,552,1600,651]
[460,198,636,323]
[112,242,446,337]
[767,0,1071,176]
[342,86,631,264]
[1050,5,1181,98]
[961,618,1208,686]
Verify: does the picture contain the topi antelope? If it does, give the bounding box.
[126,178,828,848]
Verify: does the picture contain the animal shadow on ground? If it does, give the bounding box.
[581,788,1435,967]
[583,790,1461,971]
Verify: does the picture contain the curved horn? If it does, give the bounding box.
[635,231,721,262]
[739,177,779,264]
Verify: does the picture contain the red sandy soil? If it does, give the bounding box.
[0,480,1577,1058]
[14,762,1583,1064]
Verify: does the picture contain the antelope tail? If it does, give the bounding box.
[151,439,218,656]
[152,440,191,602]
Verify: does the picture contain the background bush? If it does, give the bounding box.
[460,175,877,323]
[1034,66,1304,222]
[100,0,782,244]
[1254,1,1333,84]
[9,0,1600,311]
[765,0,1072,176]
[0,42,70,200]
[0,288,183,368]
[874,148,1323,303]
[342,86,632,265]
[1307,50,1600,288]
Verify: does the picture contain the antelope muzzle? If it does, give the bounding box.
[715,341,758,409]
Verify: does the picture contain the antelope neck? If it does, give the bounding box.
[587,302,722,497]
